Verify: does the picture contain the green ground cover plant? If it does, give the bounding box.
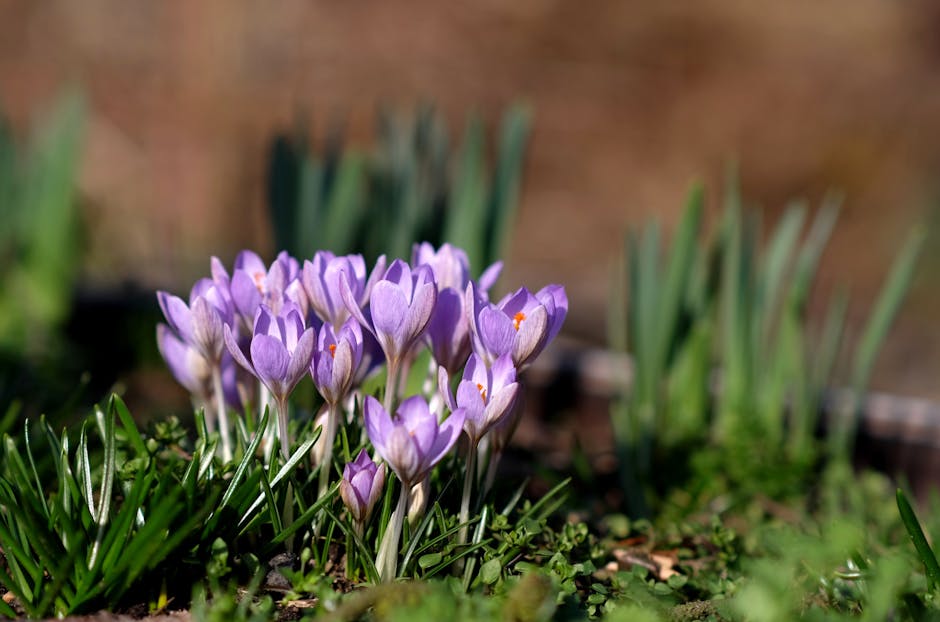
[1,97,940,620]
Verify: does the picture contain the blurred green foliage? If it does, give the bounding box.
[0,92,84,357]
[266,104,531,273]
[609,178,925,518]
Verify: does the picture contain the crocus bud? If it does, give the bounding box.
[223,302,315,405]
[229,250,302,330]
[311,318,363,405]
[343,259,437,369]
[302,251,386,327]
[340,449,386,525]
[467,283,568,370]
[439,353,520,445]
[363,394,465,488]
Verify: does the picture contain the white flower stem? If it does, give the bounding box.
[317,401,338,499]
[275,396,291,461]
[457,441,477,549]
[383,359,400,414]
[211,365,232,462]
[376,482,410,581]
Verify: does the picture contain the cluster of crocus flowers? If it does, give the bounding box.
[157,242,566,581]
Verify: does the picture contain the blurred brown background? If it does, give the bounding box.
[1,1,939,397]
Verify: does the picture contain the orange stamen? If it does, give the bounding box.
[329,343,336,358]
[512,311,526,331]
[476,383,487,401]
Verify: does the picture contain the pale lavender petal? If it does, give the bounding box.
[383,259,413,301]
[386,426,422,485]
[340,273,374,335]
[157,292,195,345]
[361,255,388,305]
[250,334,290,395]
[490,353,517,391]
[397,396,435,455]
[513,304,548,366]
[370,280,408,358]
[191,296,224,361]
[478,307,515,358]
[363,395,391,450]
[223,324,254,374]
[402,280,436,347]
[157,324,209,396]
[456,379,486,439]
[286,328,316,389]
[234,249,266,274]
[484,382,520,433]
[425,407,466,468]
[437,366,457,412]
[537,284,568,343]
[231,270,262,319]
[477,260,503,295]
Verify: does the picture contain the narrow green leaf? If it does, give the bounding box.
[110,394,148,458]
[897,488,940,589]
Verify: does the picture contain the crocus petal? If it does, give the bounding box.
[478,307,516,359]
[538,284,568,343]
[437,366,457,412]
[402,280,436,346]
[340,273,374,335]
[477,261,503,295]
[386,426,422,485]
[383,259,413,301]
[361,255,388,305]
[231,270,262,319]
[396,395,435,456]
[490,353,517,391]
[286,328,316,389]
[157,324,209,396]
[425,407,466,468]
[191,296,224,361]
[513,304,548,366]
[484,382,520,432]
[250,334,290,396]
[223,324,254,374]
[363,395,391,450]
[157,292,195,345]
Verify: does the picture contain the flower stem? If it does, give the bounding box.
[211,365,233,462]
[376,482,410,581]
[457,442,477,549]
[317,402,338,499]
[275,396,291,461]
[383,359,400,414]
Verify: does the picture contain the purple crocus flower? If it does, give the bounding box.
[363,394,465,488]
[340,449,386,525]
[224,301,316,458]
[311,317,363,405]
[412,242,503,374]
[342,259,437,371]
[439,353,520,445]
[157,279,232,364]
[411,242,502,294]
[224,302,315,406]
[302,251,386,327]
[467,283,568,370]
[228,250,305,331]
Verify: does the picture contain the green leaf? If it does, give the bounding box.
[896,488,940,589]
[480,558,501,585]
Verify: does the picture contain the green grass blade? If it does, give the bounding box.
[110,394,148,458]
[897,488,940,589]
[851,227,925,392]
